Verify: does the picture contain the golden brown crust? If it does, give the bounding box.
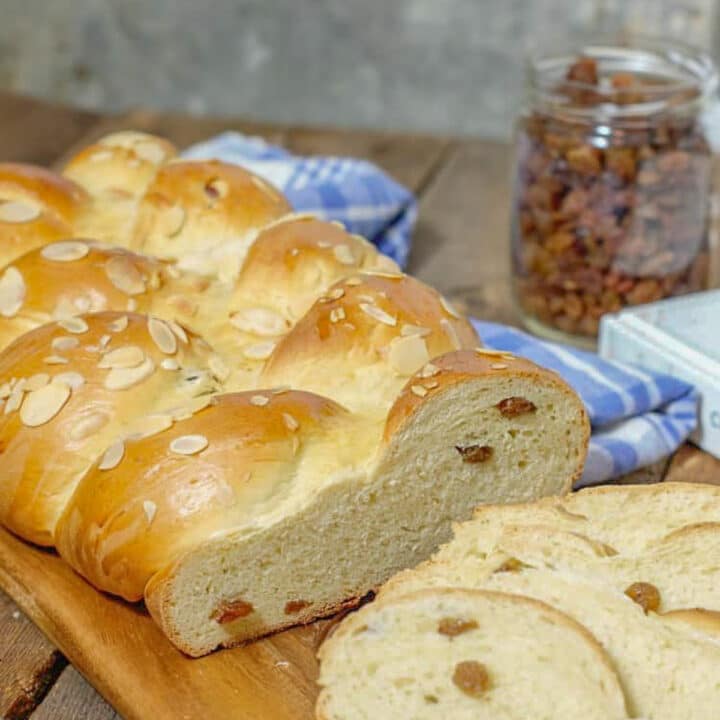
[131,160,291,270]
[62,132,178,246]
[147,577,372,657]
[0,311,217,545]
[383,348,588,443]
[56,390,351,601]
[0,163,89,266]
[0,241,177,349]
[62,131,177,197]
[261,273,480,402]
[230,216,399,320]
[0,163,88,220]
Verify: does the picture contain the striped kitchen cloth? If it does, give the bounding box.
[183,132,416,268]
[184,132,698,486]
[475,321,698,487]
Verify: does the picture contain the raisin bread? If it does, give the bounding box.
[349,482,720,720]
[427,521,720,613]
[0,132,591,655]
[391,560,720,720]
[316,588,630,720]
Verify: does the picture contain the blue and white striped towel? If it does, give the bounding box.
[183,133,699,486]
[475,322,697,487]
[183,132,416,268]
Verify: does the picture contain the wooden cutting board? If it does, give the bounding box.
[0,525,330,720]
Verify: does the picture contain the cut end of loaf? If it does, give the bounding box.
[143,353,588,656]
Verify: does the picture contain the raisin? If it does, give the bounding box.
[437,617,479,637]
[495,397,537,418]
[452,661,492,698]
[284,599,311,615]
[455,445,493,463]
[211,599,254,624]
[625,582,661,613]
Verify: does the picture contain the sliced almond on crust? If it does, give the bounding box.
[359,302,396,326]
[161,205,186,238]
[127,413,173,440]
[70,412,109,441]
[241,341,276,360]
[107,315,129,333]
[169,434,208,455]
[400,325,429,339]
[329,307,346,323]
[98,345,145,369]
[230,307,287,336]
[20,382,71,427]
[43,355,69,365]
[388,335,430,376]
[135,141,167,165]
[89,150,113,163]
[0,201,40,223]
[209,354,230,381]
[104,357,155,390]
[440,295,462,319]
[57,317,88,334]
[41,241,90,262]
[99,440,124,470]
[148,317,177,354]
[142,499,158,523]
[333,244,356,266]
[410,384,429,398]
[53,371,85,390]
[105,256,146,295]
[4,387,23,414]
[168,321,188,344]
[25,373,50,391]
[0,267,26,318]
[420,362,440,378]
[165,395,213,421]
[52,336,80,352]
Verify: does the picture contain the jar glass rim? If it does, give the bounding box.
[527,33,719,120]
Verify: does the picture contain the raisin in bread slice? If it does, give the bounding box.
[316,588,630,720]
[379,558,720,720]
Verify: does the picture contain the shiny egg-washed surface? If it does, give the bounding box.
[0,131,590,655]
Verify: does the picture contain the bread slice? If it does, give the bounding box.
[443,521,720,614]
[381,559,720,720]
[316,588,630,720]
[434,482,720,567]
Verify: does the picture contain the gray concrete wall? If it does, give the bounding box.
[1,0,716,138]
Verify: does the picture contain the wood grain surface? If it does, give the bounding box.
[0,90,717,719]
[0,527,331,720]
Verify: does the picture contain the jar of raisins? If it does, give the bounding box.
[511,37,718,346]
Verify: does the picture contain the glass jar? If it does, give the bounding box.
[510,36,718,346]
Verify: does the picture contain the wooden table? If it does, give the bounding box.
[1,90,719,720]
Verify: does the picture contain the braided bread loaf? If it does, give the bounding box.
[0,131,590,656]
